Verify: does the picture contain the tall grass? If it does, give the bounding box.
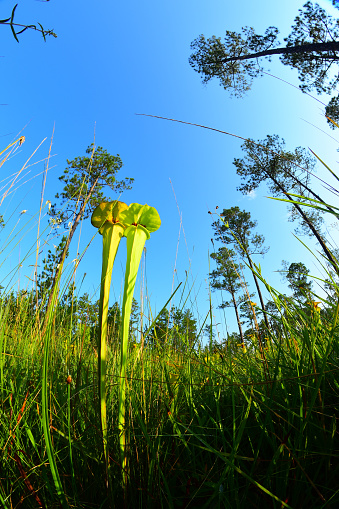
[0,139,338,508]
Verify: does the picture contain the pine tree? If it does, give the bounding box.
[189,2,339,127]
[212,207,270,331]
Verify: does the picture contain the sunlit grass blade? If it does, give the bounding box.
[309,147,339,184]
[41,288,68,509]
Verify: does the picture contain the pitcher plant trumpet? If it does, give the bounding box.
[117,203,161,483]
[91,200,128,483]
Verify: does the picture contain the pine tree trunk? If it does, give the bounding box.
[231,291,244,344]
[270,175,339,276]
[220,41,339,64]
[246,254,271,331]
[42,176,100,334]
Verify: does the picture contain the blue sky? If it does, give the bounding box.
[0,0,339,339]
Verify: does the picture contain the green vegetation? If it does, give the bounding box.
[0,134,338,508]
[1,2,339,500]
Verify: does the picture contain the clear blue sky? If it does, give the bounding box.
[0,0,338,339]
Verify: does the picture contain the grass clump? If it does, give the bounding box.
[0,139,338,509]
[1,278,338,508]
